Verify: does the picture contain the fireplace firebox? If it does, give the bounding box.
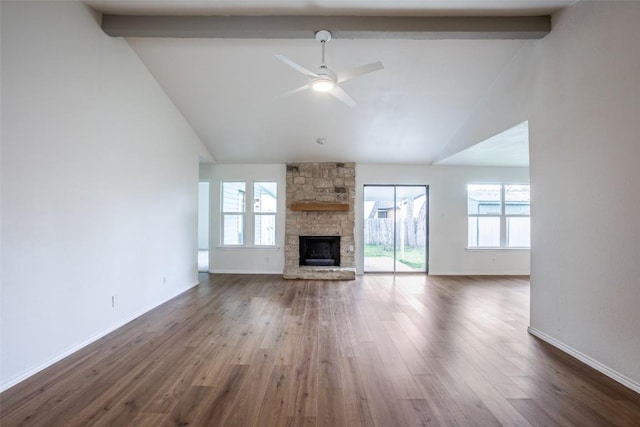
[299,236,340,266]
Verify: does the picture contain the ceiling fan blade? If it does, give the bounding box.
[275,55,318,78]
[278,84,311,98]
[337,61,384,83]
[329,86,357,108]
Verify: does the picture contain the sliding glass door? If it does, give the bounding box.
[363,185,428,273]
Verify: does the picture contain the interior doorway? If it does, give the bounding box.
[363,185,428,273]
[198,181,210,272]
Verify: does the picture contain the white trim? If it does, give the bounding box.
[0,281,199,393]
[527,327,640,394]
[216,246,280,250]
[211,269,283,275]
[465,247,530,251]
[428,272,530,276]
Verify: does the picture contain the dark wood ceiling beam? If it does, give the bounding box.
[101,15,550,39]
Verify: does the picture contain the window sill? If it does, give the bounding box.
[465,247,530,251]
[217,245,280,250]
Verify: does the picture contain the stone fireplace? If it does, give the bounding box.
[283,162,356,280]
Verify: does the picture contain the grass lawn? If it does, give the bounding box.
[364,244,426,270]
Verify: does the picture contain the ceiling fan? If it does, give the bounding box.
[276,30,384,108]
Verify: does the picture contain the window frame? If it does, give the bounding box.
[252,181,277,247]
[503,184,531,248]
[221,181,247,246]
[467,183,530,249]
[220,180,278,248]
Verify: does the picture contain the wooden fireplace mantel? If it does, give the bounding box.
[289,202,349,212]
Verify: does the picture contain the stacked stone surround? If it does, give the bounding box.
[283,162,356,280]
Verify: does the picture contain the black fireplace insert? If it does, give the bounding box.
[299,236,340,266]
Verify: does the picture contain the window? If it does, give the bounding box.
[221,181,277,246]
[504,184,531,247]
[467,184,530,248]
[253,182,277,246]
[222,182,245,245]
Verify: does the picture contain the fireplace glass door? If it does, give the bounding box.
[363,185,428,273]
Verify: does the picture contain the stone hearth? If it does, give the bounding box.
[283,162,356,280]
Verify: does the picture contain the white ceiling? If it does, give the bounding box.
[436,121,529,167]
[85,0,575,165]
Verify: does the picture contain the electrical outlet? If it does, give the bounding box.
[111,295,116,308]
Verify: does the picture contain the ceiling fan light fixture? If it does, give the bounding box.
[311,77,335,92]
[276,28,382,107]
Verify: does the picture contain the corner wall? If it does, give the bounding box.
[529,1,640,389]
[0,1,212,390]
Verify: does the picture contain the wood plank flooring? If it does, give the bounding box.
[2,274,640,426]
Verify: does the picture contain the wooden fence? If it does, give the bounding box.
[364,218,426,249]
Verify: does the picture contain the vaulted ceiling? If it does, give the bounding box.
[84,0,576,165]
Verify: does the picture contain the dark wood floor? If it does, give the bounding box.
[2,274,640,426]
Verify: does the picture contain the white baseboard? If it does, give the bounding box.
[210,269,283,275]
[527,327,640,394]
[429,271,530,276]
[0,281,199,393]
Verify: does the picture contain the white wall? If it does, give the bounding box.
[436,41,540,162]
[528,1,640,389]
[0,1,213,390]
[205,164,286,274]
[356,164,530,275]
[198,181,210,250]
